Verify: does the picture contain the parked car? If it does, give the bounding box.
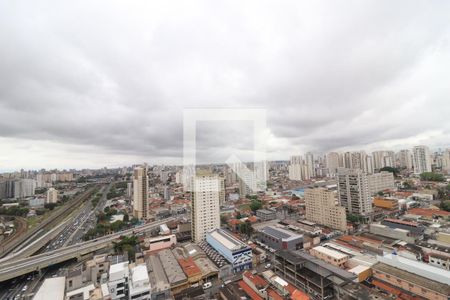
[203,282,212,289]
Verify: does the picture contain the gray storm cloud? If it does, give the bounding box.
[0,0,450,170]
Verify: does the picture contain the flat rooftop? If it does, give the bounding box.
[373,262,450,295]
[377,254,450,286]
[312,246,349,260]
[276,250,356,281]
[147,255,170,293]
[208,229,248,251]
[158,249,187,286]
[33,276,65,300]
[259,226,303,242]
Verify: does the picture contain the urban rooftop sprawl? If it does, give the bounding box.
[0,145,450,299]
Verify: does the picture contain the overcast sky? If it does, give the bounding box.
[1,1,450,171]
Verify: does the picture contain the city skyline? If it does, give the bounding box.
[1,1,450,170]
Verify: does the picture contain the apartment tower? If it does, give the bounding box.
[133,165,149,219]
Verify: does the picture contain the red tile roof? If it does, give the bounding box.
[243,271,268,287]
[238,280,263,300]
[291,289,310,300]
[177,257,201,278]
[383,218,420,227]
[407,208,450,217]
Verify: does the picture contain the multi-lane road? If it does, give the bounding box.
[0,217,175,283]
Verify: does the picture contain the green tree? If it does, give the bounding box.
[441,200,450,212]
[250,200,262,211]
[239,221,254,236]
[44,203,57,210]
[347,214,362,223]
[380,167,399,177]
[420,172,445,182]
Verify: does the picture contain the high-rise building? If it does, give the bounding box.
[288,155,310,181]
[304,188,347,232]
[326,152,340,177]
[350,152,362,170]
[443,149,450,173]
[133,165,149,220]
[412,145,432,174]
[127,182,132,197]
[398,149,413,170]
[337,168,371,216]
[305,152,315,178]
[372,151,395,170]
[367,171,395,195]
[46,187,58,204]
[343,152,352,169]
[365,155,374,174]
[13,179,36,198]
[191,173,221,243]
[288,156,303,181]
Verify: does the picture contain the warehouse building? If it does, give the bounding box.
[206,229,252,272]
[255,226,303,251]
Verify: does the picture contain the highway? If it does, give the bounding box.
[0,185,99,259]
[0,217,175,283]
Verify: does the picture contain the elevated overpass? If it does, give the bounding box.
[0,218,175,282]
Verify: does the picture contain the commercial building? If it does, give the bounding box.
[144,234,177,253]
[129,264,151,300]
[147,255,172,300]
[256,209,277,221]
[372,254,450,300]
[133,165,149,220]
[206,228,252,272]
[157,249,189,294]
[191,173,221,242]
[46,187,58,204]
[274,251,356,300]
[309,246,349,268]
[367,171,395,195]
[369,223,415,243]
[372,197,399,210]
[337,168,372,216]
[304,188,347,232]
[255,226,303,251]
[380,218,425,238]
[412,145,432,174]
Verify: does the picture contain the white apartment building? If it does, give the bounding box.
[288,156,310,181]
[398,149,413,170]
[46,187,58,204]
[372,151,395,170]
[133,165,149,220]
[191,173,221,243]
[108,260,129,300]
[367,171,395,195]
[304,188,347,232]
[129,264,151,300]
[412,145,432,174]
[337,168,372,216]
